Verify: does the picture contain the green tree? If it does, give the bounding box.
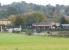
[7,7,18,16]
[14,16,23,25]
[32,12,45,23]
[24,12,45,25]
[8,12,45,27]
[8,15,24,25]
[60,16,69,24]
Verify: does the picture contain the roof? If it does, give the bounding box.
[32,22,55,26]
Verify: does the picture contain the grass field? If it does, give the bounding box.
[0,32,69,50]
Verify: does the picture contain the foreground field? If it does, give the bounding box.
[0,32,69,50]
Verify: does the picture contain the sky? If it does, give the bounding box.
[0,0,69,6]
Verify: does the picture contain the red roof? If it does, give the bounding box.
[32,22,53,26]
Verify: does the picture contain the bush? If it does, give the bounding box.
[25,29,33,35]
[13,30,20,33]
[58,31,69,37]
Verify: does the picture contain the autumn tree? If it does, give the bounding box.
[8,15,16,24]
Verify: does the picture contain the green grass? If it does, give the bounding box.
[0,32,69,50]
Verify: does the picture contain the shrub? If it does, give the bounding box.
[13,30,20,33]
[58,31,69,37]
[25,29,33,35]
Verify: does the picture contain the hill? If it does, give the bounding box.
[0,1,68,18]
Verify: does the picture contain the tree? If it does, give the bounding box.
[32,12,45,23]
[8,12,46,28]
[7,7,18,16]
[8,15,16,24]
[65,6,69,16]
[24,12,45,25]
[14,16,23,25]
[60,16,69,24]
[64,16,69,24]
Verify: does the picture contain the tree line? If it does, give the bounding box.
[8,12,46,27]
[0,1,69,24]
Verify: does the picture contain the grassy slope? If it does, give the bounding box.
[0,32,69,50]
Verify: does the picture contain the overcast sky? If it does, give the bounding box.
[0,0,69,5]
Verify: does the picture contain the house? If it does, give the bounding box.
[0,19,11,25]
[32,22,60,32]
[0,19,11,32]
[0,19,22,32]
[61,24,69,29]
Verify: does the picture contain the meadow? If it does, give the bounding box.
[0,32,69,50]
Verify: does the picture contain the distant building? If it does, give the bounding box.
[0,19,11,32]
[0,19,11,25]
[61,24,69,29]
[32,22,60,32]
